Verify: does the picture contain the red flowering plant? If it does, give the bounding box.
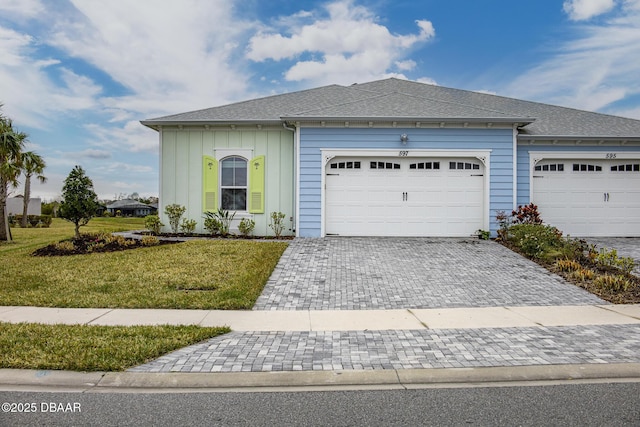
[511,203,542,225]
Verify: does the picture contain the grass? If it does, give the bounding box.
[0,322,229,371]
[0,218,289,309]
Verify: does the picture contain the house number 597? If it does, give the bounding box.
[399,151,408,157]
[606,153,617,159]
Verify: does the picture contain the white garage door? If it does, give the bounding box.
[325,157,485,236]
[532,159,640,236]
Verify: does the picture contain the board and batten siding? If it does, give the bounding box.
[516,144,640,207]
[298,127,514,237]
[160,128,294,236]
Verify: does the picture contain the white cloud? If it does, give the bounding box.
[84,121,159,154]
[563,0,616,20]
[79,149,111,159]
[0,25,102,128]
[246,0,435,85]
[506,1,640,114]
[0,0,46,19]
[395,60,417,71]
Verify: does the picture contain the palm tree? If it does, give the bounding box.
[20,151,47,228]
[0,106,26,241]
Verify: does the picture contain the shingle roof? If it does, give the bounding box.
[106,199,153,210]
[141,78,640,140]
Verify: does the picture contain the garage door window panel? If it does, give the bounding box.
[611,164,640,172]
[573,163,602,172]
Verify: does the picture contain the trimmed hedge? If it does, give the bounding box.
[8,215,53,228]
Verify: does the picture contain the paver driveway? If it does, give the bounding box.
[254,237,606,310]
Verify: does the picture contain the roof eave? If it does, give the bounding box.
[140,119,283,131]
[281,116,535,125]
[518,134,640,142]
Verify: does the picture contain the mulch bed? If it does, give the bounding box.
[32,235,180,256]
[498,240,640,304]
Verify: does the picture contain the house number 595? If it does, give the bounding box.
[606,153,617,159]
[399,151,408,157]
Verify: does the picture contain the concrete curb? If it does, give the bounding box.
[2,364,640,392]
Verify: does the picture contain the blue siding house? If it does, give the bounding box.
[142,78,640,237]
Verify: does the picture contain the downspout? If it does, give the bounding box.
[282,122,297,236]
[512,124,518,210]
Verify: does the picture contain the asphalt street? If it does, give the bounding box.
[1,381,639,426]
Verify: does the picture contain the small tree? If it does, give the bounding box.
[164,204,186,234]
[58,166,100,238]
[20,151,46,228]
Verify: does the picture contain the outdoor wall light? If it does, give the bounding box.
[400,133,409,144]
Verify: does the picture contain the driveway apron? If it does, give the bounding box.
[254,237,606,310]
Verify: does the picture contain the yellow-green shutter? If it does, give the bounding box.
[203,156,218,212]
[249,155,265,213]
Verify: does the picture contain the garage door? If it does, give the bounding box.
[532,159,640,236]
[325,157,485,236]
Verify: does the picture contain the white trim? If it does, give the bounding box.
[214,148,253,161]
[320,148,492,237]
[528,150,640,201]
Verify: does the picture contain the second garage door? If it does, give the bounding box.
[325,157,485,236]
[532,159,640,236]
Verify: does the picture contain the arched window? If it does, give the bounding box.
[220,156,247,210]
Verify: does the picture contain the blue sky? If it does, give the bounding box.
[1,0,639,200]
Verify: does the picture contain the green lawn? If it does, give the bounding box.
[0,218,288,309]
[0,322,229,371]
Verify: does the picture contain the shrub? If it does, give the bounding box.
[238,218,255,237]
[554,259,582,272]
[141,236,160,246]
[595,248,636,274]
[505,223,565,260]
[203,214,222,236]
[569,268,595,282]
[164,204,186,233]
[511,203,543,225]
[594,274,633,292]
[53,241,75,252]
[180,219,197,234]
[39,215,52,227]
[144,215,164,235]
[269,211,286,238]
[10,215,51,228]
[203,209,235,236]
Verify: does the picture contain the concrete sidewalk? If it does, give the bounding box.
[1,304,639,330]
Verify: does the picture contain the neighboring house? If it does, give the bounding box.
[106,199,157,217]
[7,197,41,216]
[141,78,640,237]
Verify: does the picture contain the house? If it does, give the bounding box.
[106,199,157,217]
[7,197,41,216]
[141,78,640,237]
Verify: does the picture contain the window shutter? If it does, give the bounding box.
[203,156,218,212]
[249,155,265,213]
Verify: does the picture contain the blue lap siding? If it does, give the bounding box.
[298,127,514,237]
